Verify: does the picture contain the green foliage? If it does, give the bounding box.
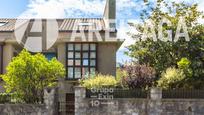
[116,69,126,81]
[0,93,11,103]
[0,93,20,103]
[116,69,127,88]
[177,58,193,78]
[0,49,65,103]
[157,58,203,90]
[127,0,204,82]
[123,64,156,89]
[80,74,117,89]
[157,67,186,89]
[177,58,191,69]
[176,57,204,89]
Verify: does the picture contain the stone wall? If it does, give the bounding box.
[75,87,204,115]
[0,104,47,115]
[0,88,58,115]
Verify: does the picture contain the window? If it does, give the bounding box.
[66,43,97,79]
[0,22,7,27]
[44,52,57,60]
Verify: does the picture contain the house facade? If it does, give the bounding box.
[0,0,122,114]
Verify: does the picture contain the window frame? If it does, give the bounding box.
[66,43,97,80]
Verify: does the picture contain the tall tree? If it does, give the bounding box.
[126,0,204,80]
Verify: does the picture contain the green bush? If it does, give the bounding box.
[157,67,186,89]
[80,74,117,89]
[0,49,65,103]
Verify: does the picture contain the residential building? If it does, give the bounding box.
[0,0,123,114]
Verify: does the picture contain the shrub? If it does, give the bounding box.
[0,49,65,103]
[116,69,127,88]
[80,74,117,89]
[157,67,186,89]
[176,58,204,89]
[123,64,156,89]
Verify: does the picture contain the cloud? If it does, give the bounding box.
[23,0,65,18]
[117,19,140,50]
[197,0,204,12]
[61,0,106,17]
[21,0,106,18]
[21,0,150,19]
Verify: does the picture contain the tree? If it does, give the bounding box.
[126,0,204,81]
[0,50,65,103]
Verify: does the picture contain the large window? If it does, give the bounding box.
[66,43,97,79]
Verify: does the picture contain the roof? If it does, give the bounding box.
[59,18,106,31]
[0,18,107,32]
[0,19,16,32]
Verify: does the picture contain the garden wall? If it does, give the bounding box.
[0,88,58,115]
[0,104,48,115]
[75,87,204,115]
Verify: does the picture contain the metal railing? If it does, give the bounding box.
[86,89,149,98]
[162,89,204,99]
[86,88,204,99]
[0,93,12,103]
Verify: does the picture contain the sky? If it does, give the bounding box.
[0,0,203,63]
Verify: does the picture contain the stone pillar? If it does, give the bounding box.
[58,80,66,115]
[57,43,67,115]
[149,88,162,114]
[75,86,86,115]
[3,43,14,73]
[150,88,162,100]
[44,87,58,115]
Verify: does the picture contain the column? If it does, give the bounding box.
[57,43,66,115]
[3,43,14,73]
